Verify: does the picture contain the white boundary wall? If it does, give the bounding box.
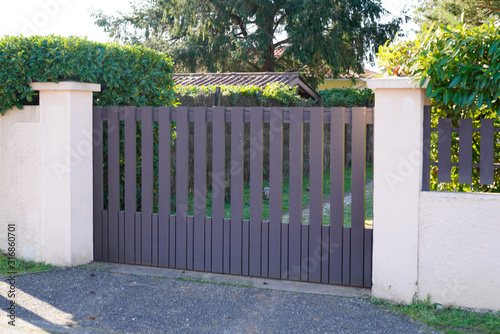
[369,77,500,311]
[0,82,100,266]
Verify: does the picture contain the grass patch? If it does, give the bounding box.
[175,277,253,288]
[371,297,500,334]
[0,251,53,275]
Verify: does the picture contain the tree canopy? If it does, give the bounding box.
[414,0,500,27]
[93,0,403,87]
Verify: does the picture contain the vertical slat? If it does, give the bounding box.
[194,107,207,271]
[205,217,212,271]
[422,106,432,191]
[363,229,373,288]
[261,221,269,278]
[350,107,367,287]
[458,119,473,184]
[342,228,351,285]
[223,219,231,274]
[152,214,159,266]
[480,119,494,185]
[135,212,141,264]
[242,220,250,275]
[158,107,171,267]
[438,118,452,183]
[230,107,244,275]
[249,107,263,277]
[288,107,303,281]
[308,107,324,283]
[169,215,176,267]
[269,107,283,279]
[301,225,309,281]
[108,106,120,262]
[119,211,125,263]
[124,106,136,264]
[92,107,103,261]
[141,107,154,266]
[321,226,329,283]
[281,223,289,279]
[212,107,225,273]
[176,107,189,269]
[186,216,194,270]
[329,107,345,284]
[102,211,109,262]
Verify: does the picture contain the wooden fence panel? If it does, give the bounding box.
[124,106,137,264]
[158,107,171,267]
[176,107,189,269]
[194,107,207,271]
[92,107,104,261]
[108,106,120,263]
[141,107,154,266]
[212,107,225,273]
[458,119,473,185]
[480,119,494,185]
[438,118,452,183]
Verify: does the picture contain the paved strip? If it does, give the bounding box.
[0,268,437,334]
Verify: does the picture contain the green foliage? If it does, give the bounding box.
[378,20,500,116]
[319,88,374,108]
[175,82,307,107]
[0,251,53,275]
[93,0,402,84]
[414,0,500,28]
[0,35,177,115]
[373,295,500,334]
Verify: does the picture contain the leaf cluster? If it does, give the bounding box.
[175,82,307,107]
[377,20,500,116]
[319,88,374,108]
[0,35,177,115]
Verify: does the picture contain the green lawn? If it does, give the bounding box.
[372,297,500,334]
[183,164,373,227]
[0,252,53,276]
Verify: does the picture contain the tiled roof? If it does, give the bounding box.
[172,72,320,100]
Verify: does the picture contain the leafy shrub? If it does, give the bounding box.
[175,82,309,107]
[378,19,500,116]
[318,88,374,108]
[0,35,177,115]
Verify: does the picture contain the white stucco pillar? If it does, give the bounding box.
[31,81,101,267]
[367,77,429,304]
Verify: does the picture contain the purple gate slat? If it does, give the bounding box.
[141,107,154,266]
[92,107,104,261]
[342,227,351,285]
[152,214,159,266]
[329,107,345,284]
[480,119,494,185]
[108,106,120,263]
[242,220,250,275]
[194,107,207,271]
[350,107,367,287]
[458,119,473,184]
[438,118,452,183]
[169,215,176,266]
[124,106,137,265]
[321,226,329,283]
[158,107,171,267]
[301,224,309,281]
[187,216,194,270]
[288,107,303,281]
[422,106,432,191]
[281,223,289,279]
[269,107,283,279]
[224,219,231,274]
[212,107,225,273]
[308,107,324,283]
[230,107,244,275]
[261,221,269,278]
[364,229,373,288]
[249,107,263,277]
[176,107,189,269]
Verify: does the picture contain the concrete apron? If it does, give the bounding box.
[83,262,371,299]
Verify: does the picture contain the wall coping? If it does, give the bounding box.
[367,76,428,90]
[31,81,101,92]
[420,190,500,201]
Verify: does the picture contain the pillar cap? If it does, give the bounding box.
[30,81,101,92]
[367,76,428,90]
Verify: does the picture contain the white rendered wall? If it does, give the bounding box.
[0,107,42,261]
[419,191,500,311]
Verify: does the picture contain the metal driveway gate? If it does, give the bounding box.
[93,106,373,287]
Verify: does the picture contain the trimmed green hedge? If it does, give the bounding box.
[0,35,176,115]
[175,82,310,107]
[318,87,374,108]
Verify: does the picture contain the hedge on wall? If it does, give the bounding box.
[0,35,177,115]
[175,82,311,107]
